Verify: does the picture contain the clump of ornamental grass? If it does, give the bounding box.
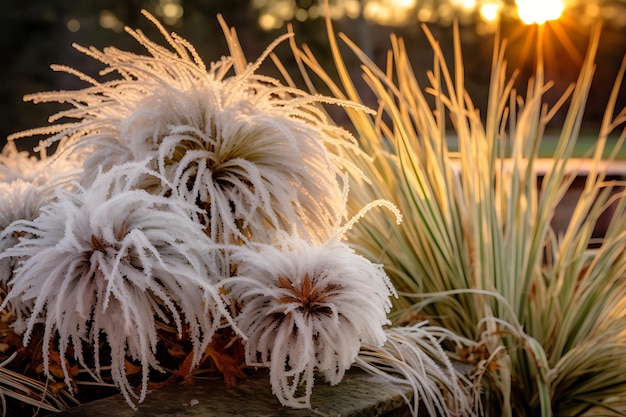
[0,160,234,406]
[0,142,80,326]
[9,11,367,245]
[225,200,472,415]
[223,197,398,407]
[300,10,626,416]
[227,229,395,408]
[291,10,626,417]
[0,10,459,416]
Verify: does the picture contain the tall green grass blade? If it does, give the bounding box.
[291,13,626,416]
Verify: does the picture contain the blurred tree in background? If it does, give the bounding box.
[1,0,260,151]
[2,0,625,152]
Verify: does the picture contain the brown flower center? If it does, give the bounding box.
[278,273,339,317]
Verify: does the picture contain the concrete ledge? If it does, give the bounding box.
[446,156,626,177]
[54,369,412,417]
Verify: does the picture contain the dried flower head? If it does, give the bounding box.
[0,180,43,236]
[0,142,81,323]
[0,143,42,183]
[0,141,80,186]
[10,11,365,245]
[0,161,231,406]
[226,233,395,408]
[0,180,44,325]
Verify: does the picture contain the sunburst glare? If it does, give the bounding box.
[516,0,565,24]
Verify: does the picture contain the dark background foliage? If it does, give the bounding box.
[2,0,625,153]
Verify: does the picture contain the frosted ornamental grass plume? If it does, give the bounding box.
[0,142,42,183]
[0,140,81,188]
[0,161,233,407]
[0,180,44,325]
[0,180,44,251]
[0,141,81,233]
[226,226,397,408]
[0,141,82,245]
[9,11,366,245]
[224,200,470,414]
[0,141,81,323]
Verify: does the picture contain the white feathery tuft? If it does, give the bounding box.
[0,161,232,406]
[356,323,475,417]
[226,232,394,408]
[10,11,362,246]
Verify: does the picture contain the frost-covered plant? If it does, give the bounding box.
[226,224,396,408]
[0,180,43,245]
[293,11,626,417]
[0,142,42,183]
[3,11,382,412]
[0,179,45,322]
[0,141,80,320]
[0,160,232,406]
[0,141,80,240]
[9,11,365,245]
[0,180,45,338]
[2,9,476,416]
[357,323,474,417]
[0,140,80,188]
[226,200,472,413]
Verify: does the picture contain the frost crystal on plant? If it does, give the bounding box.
[226,234,394,408]
[0,161,231,406]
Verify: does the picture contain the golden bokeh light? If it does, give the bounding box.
[155,0,184,26]
[363,0,417,26]
[99,10,124,32]
[343,0,362,19]
[259,13,280,30]
[249,0,626,31]
[452,0,477,11]
[255,0,362,29]
[295,8,309,21]
[516,0,564,24]
[66,19,80,32]
[417,6,436,22]
[480,3,500,22]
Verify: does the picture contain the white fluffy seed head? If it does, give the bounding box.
[226,234,394,408]
[10,13,361,246]
[0,141,81,314]
[0,161,232,406]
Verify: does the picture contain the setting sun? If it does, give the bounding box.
[516,0,564,24]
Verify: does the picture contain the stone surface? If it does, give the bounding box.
[54,369,413,417]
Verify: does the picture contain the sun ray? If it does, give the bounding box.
[547,20,585,66]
